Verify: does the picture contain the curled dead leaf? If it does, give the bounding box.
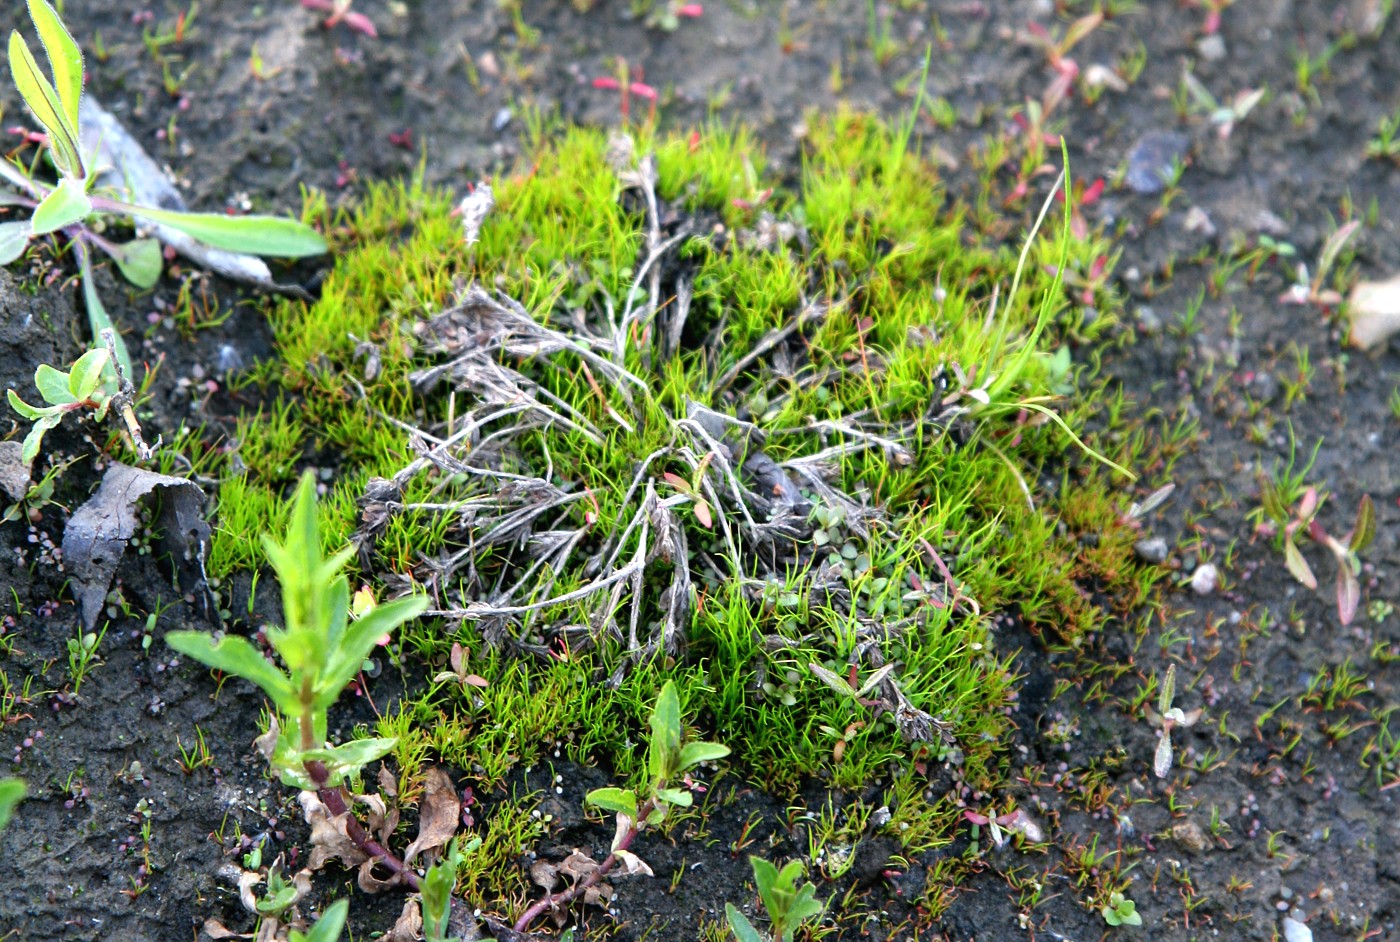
[1348,273,1400,350]
[299,791,369,873]
[384,899,423,942]
[530,858,560,891]
[401,766,462,869]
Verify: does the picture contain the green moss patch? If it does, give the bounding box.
[197,112,1163,910]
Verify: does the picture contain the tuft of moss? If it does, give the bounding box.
[186,112,1166,874]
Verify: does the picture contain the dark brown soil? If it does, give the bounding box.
[0,1,1397,940]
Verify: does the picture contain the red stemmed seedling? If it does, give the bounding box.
[167,474,429,889]
[301,0,377,37]
[1261,482,1376,626]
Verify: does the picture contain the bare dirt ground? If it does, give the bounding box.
[0,1,1397,940]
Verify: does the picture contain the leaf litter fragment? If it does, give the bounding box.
[62,461,211,630]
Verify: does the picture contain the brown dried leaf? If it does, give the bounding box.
[299,791,369,872]
[384,899,423,942]
[582,882,613,907]
[62,461,211,630]
[401,767,461,869]
[377,763,399,799]
[253,716,280,763]
[530,859,560,891]
[201,918,249,941]
[358,857,404,894]
[1348,273,1400,350]
[237,869,262,914]
[559,849,599,883]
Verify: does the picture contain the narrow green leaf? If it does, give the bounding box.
[102,237,163,289]
[19,413,61,463]
[7,32,83,178]
[1283,539,1317,590]
[585,787,638,816]
[311,737,397,773]
[67,348,110,400]
[31,177,90,234]
[1349,494,1375,554]
[725,904,764,942]
[0,779,26,830]
[76,244,132,380]
[649,680,682,776]
[750,857,779,900]
[678,741,730,771]
[1156,664,1175,715]
[316,594,427,709]
[7,389,51,421]
[26,0,83,131]
[165,631,296,706]
[0,220,32,265]
[296,898,349,942]
[121,205,328,257]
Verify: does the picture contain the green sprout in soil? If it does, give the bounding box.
[1101,890,1142,927]
[167,473,428,886]
[518,680,729,931]
[725,856,825,942]
[1259,482,1376,626]
[1147,664,1201,778]
[6,347,114,463]
[1,0,327,376]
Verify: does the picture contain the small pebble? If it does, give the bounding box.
[1125,131,1190,195]
[1196,34,1227,61]
[1282,916,1312,942]
[1190,563,1219,595]
[1172,819,1208,855]
[1134,537,1169,564]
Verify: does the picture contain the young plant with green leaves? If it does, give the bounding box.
[2,0,327,374]
[725,856,825,942]
[166,472,428,880]
[420,836,481,942]
[514,680,730,932]
[1101,890,1142,927]
[1261,483,1376,626]
[6,347,113,463]
[1147,664,1201,779]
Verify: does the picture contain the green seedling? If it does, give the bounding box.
[421,836,482,942]
[1279,220,1360,308]
[1147,664,1201,778]
[168,472,426,788]
[1263,485,1376,626]
[1368,108,1400,162]
[256,868,302,916]
[67,622,107,693]
[290,899,348,942]
[1,0,327,374]
[1,456,73,524]
[166,472,428,883]
[515,680,730,932]
[7,348,114,464]
[1179,68,1265,139]
[725,857,825,942]
[0,779,25,830]
[1101,890,1142,927]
